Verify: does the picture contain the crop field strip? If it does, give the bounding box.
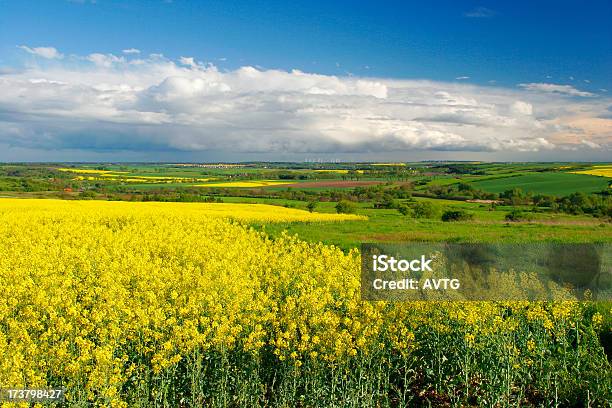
[0,198,365,223]
[468,172,609,195]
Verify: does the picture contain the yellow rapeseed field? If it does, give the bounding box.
[58,168,128,175]
[73,175,215,183]
[0,199,608,406]
[570,166,612,178]
[0,198,365,223]
[59,168,215,183]
[313,169,364,174]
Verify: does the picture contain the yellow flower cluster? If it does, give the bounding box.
[73,175,215,184]
[313,169,364,174]
[58,168,127,174]
[569,166,612,178]
[0,199,606,405]
[58,167,215,183]
[0,198,365,223]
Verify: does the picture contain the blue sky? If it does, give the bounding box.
[0,0,610,161]
[2,0,611,88]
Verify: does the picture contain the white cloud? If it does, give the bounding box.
[581,139,601,149]
[518,83,595,97]
[18,45,64,59]
[122,48,141,54]
[179,57,197,67]
[455,76,470,80]
[0,50,609,158]
[86,53,125,67]
[510,101,533,116]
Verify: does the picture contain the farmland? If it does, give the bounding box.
[571,165,612,178]
[196,180,295,188]
[0,161,611,406]
[1,161,609,248]
[469,172,609,195]
[0,198,365,223]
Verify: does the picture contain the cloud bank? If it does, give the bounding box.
[17,45,64,59]
[0,47,609,160]
[518,83,596,97]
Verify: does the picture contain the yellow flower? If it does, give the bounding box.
[592,312,603,328]
[527,339,536,352]
[0,197,596,405]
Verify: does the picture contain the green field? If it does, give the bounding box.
[217,196,612,249]
[469,172,609,195]
[270,207,609,250]
[1,162,610,252]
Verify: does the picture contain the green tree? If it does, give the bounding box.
[413,201,438,218]
[500,188,529,206]
[336,200,357,214]
[306,201,318,213]
[505,208,535,222]
[397,204,411,216]
[441,209,473,222]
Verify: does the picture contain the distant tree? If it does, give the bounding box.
[533,194,555,207]
[346,170,361,181]
[441,209,473,222]
[413,202,438,218]
[306,201,318,213]
[457,182,474,192]
[382,195,397,209]
[336,200,357,214]
[78,190,96,199]
[500,188,530,205]
[397,204,412,216]
[374,194,398,209]
[505,208,534,222]
[554,191,611,217]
